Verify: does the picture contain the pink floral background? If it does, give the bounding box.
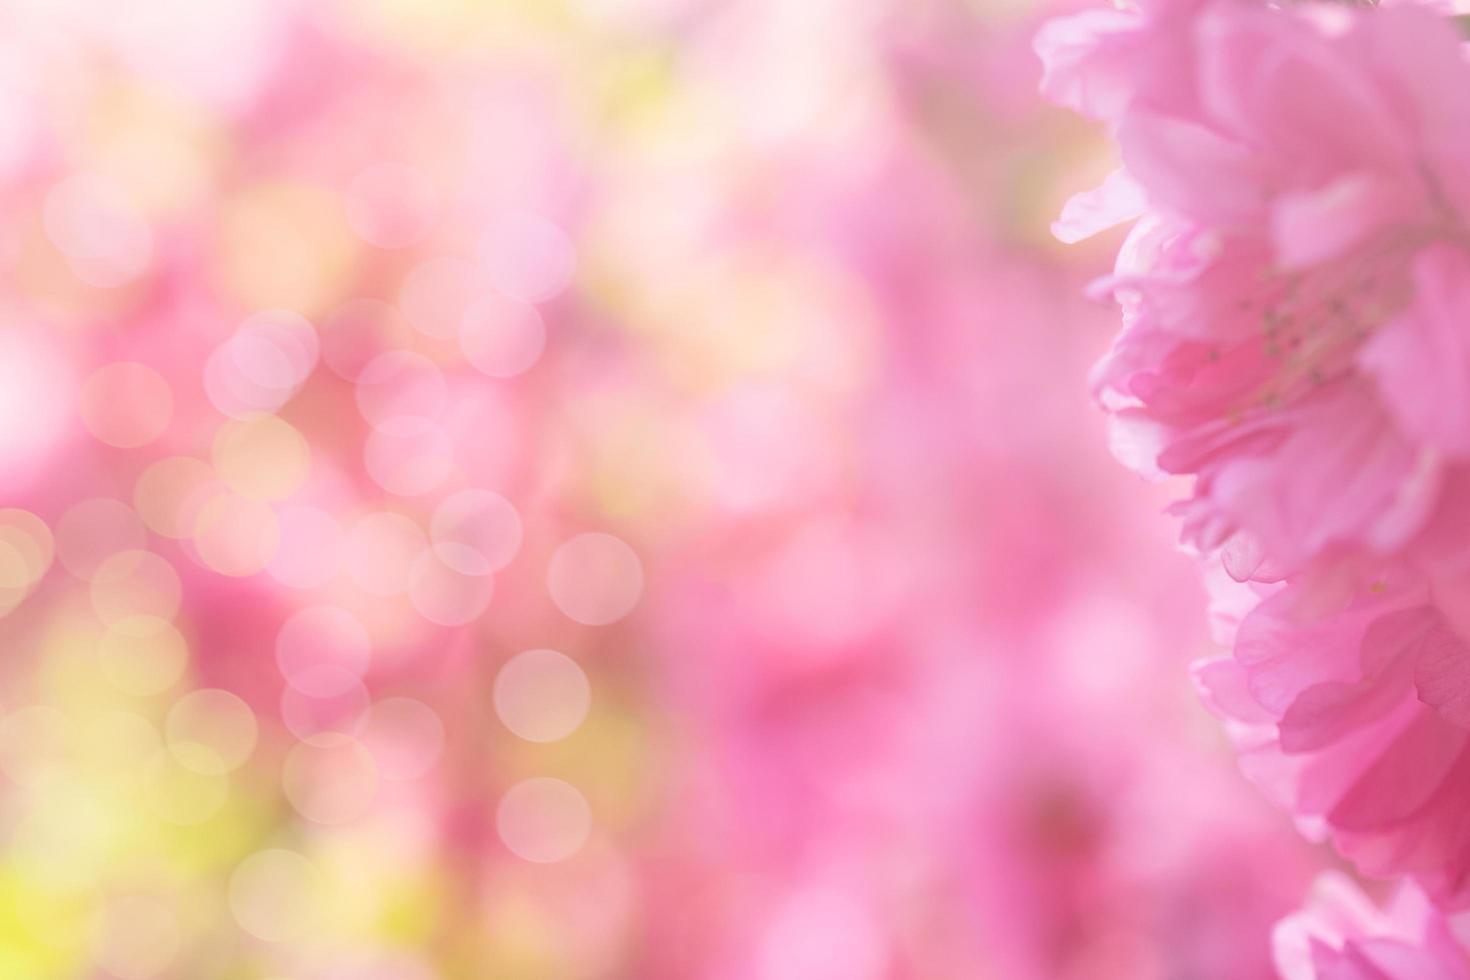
[0,0,1343,976]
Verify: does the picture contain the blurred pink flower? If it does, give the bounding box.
[1274,873,1470,979]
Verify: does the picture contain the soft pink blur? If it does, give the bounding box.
[0,0,1324,977]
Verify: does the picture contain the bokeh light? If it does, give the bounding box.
[547,533,644,627]
[494,649,592,744]
[497,777,594,864]
[78,362,173,449]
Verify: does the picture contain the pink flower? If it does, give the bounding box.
[1273,872,1470,979]
[1034,0,1206,128]
[1041,0,1470,577]
[1195,574,1470,908]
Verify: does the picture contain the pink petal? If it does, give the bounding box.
[1033,9,1145,121]
[1327,707,1468,832]
[1196,3,1414,182]
[1116,108,1264,226]
[1052,169,1147,244]
[1360,245,1470,457]
[1204,380,1428,565]
[1271,174,1413,270]
[1193,656,1274,724]
[1413,623,1470,728]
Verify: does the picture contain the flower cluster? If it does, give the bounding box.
[1041,0,1470,970]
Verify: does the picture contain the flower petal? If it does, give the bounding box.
[1052,169,1146,244]
[1361,245,1470,457]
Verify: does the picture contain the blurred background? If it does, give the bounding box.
[0,0,1332,977]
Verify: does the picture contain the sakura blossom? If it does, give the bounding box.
[1045,0,1470,971]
